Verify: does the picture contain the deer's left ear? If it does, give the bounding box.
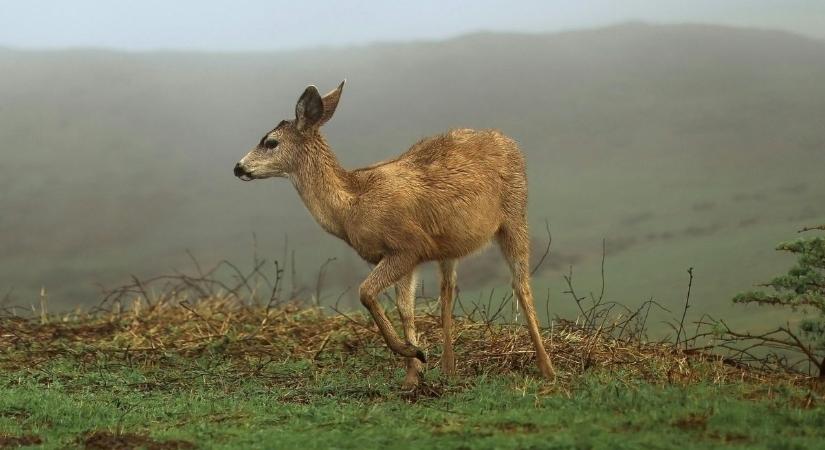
[319,80,345,127]
[295,85,324,130]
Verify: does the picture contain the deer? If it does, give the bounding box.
[233,81,554,387]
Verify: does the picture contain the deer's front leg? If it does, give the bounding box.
[359,255,426,362]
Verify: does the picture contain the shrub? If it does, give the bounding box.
[733,225,825,378]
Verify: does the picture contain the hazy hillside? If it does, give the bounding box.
[1,23,824,322]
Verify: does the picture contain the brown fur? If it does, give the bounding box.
[235,82,554,384]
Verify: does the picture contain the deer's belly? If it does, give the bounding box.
[426,219,500,259]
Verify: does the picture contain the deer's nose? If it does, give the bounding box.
[233,163,246,177]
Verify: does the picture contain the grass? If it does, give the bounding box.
[3,370,823,449]
[1,295,824,449]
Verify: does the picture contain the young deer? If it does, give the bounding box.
[234,81,554,386]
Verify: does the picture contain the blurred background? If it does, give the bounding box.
[1,1,824,329]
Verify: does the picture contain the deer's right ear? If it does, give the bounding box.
[295,85,324,131]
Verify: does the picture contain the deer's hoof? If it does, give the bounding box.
[441,356,456,376]
[401,374,420,390]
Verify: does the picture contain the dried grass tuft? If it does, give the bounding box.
[0,293,813,392]
[1,251,819,396]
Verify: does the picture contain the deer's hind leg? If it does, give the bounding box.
[396,272,422,388]
[359,254,426,362]
[496,222,555,380]
[438,259,457,376]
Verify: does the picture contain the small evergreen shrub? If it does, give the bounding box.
[734,225,825,378]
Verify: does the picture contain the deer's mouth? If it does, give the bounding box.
[233,163,255,181]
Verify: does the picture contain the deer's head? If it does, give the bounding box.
[234,81,345,181]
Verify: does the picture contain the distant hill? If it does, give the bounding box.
[1,23,824,322]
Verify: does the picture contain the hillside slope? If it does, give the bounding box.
[1,23,824,318]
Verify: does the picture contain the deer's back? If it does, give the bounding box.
[346,129,527,262]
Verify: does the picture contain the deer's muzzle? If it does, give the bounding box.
[233,162,253,181]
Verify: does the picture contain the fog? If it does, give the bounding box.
[1,6,824,329]
[2,0,824,51]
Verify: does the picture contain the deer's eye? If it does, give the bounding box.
[263,139,279,150]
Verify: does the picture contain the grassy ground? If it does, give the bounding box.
[1,299,823,449]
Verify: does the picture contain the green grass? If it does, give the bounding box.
[1,358,823,449]
[1,302,823,449]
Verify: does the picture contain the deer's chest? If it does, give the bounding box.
[342,223,385,264]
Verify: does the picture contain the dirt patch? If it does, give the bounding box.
[0,434,42,448]
[611,421,643,433]
[399,381,446,403]
[672,413,708,431]
[493,421,539,434]
[81,431,195,450]
[708,431,750,444]
[207,412,252,424]
[278,392,313,404]
[0,408,30,421]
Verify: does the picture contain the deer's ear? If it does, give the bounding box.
[319,80,345,126]
[295,85,324,130]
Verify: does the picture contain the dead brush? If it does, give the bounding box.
[0,252,817,398]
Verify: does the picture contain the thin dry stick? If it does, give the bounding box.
[39,286,48,325]
[598,239,606,303]
[185,249,206,280]
[563,266,587,319]
[180,301,221,336]
[289,250,298,300]
[530,220,552,276]
[714,320,823,377]
[130,275,154,308]
[582,239,608,329]
[252,232,260,303]
[265,260,284,315]
[674,267,694,350]
[314,257,337,307]
[312,333,333,361]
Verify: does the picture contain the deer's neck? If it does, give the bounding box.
[290,139,354,240]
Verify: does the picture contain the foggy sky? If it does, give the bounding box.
[1,0,823,51]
